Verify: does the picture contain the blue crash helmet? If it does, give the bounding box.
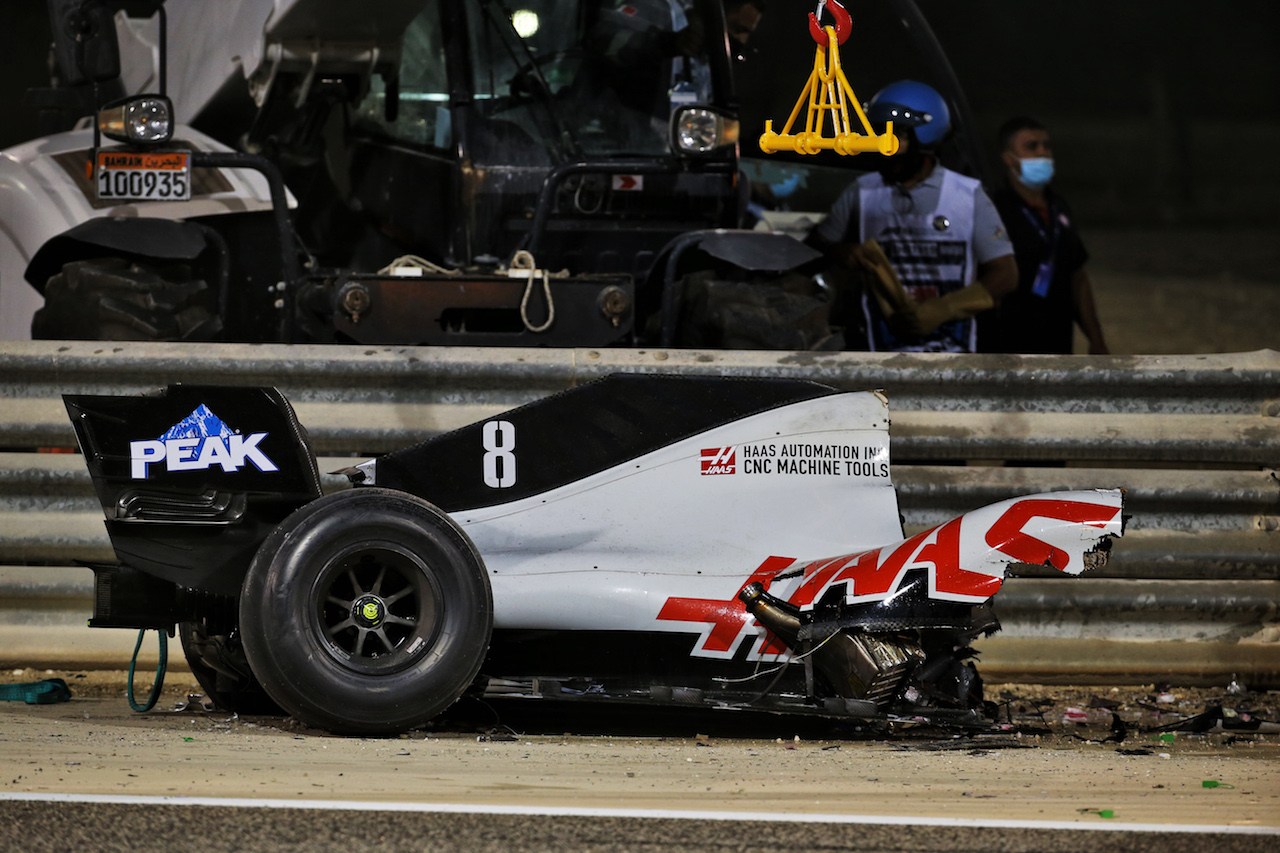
[864,80,951,147]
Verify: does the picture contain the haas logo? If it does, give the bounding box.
[700,447,736,475]
[658,495,1122,659]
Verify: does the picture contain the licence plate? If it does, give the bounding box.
[95,150,191,202]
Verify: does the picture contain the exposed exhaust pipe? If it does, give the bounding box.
[739,582,923,705]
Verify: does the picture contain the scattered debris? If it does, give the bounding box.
[1105,713,1129,743]
[172,694,217,713]
[1070,712,1129,744]
[889,737,1034,752]
[1151,705,1280,735]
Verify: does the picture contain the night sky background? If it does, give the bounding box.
[3,0,1277,228]
[737,0,1280,227]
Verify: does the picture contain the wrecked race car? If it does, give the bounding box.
[63,375,1124,735]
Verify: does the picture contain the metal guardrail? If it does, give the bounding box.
[0,341,1276,684]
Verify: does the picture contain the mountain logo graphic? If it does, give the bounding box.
[130,404,279,479]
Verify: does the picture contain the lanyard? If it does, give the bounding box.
[1019,201,1061,299]
[1018,201,1061,253]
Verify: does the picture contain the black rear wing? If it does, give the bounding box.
[65,385,322,599]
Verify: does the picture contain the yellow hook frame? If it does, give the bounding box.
[759,26,899,157]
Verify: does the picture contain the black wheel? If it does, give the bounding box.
[239,488,493,735]
[32,256,222,341]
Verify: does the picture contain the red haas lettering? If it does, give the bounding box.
[655,492,1124,659]
[656,557,792,655]
[982,498,1119,572]
[700,447,735,475]
[809,497,1120,604]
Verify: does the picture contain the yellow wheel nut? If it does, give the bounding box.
[354,595,385,627]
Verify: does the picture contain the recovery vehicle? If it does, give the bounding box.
[1,0,986,347]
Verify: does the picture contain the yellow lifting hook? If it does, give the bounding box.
[758,0,899,157]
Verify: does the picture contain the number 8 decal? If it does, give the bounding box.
[482,420,516,488]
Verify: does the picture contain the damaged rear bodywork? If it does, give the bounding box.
[64,375,1124,735]
[477,487,1124,728]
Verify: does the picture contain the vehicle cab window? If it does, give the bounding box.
[354,3,452,150]
[465,0,713,160]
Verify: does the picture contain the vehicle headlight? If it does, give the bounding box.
[98,96,174,145]
[671,107,739,156]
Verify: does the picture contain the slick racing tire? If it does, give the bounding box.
[178,621,281,715]
[239,488,493,735]
[32,256,222,341]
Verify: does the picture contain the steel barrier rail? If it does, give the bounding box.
[4,490,1274,576]
[6,401,1277,464]
[2,342,1278,411]
[2,567,1276,682]
[2,454,1275,580]
[0,341,1276,684]
[3,346,1278,462]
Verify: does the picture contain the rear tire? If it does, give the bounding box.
[239,488,493,735]
[32,257,222,341]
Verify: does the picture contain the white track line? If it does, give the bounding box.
[1,793,1276,835]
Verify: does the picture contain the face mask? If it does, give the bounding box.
[1017,157,1054,189]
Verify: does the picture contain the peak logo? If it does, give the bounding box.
[700,447,735,475]
[130,404,279,479]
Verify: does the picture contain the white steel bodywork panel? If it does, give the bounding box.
[459,392,901,643]
[448,386,1123,662]
[118,1,277,122]
[0,126,290,340]
[790,489,1126,610]
[117,1,422,122]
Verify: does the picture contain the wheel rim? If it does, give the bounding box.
[311,544,442,675]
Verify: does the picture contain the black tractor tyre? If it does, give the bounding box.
[178,621,282,715]
[32,256,223,341]
[239,488,493,735]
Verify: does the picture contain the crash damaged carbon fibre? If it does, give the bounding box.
[65,374,1124,735]
[657,489,1123,653]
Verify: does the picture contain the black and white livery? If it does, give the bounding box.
[66,375,1124,734]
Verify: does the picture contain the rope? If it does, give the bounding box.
[571,176,603,215]
[509,250,566,333]
[377,254,460,276]
[127,628,168,713]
